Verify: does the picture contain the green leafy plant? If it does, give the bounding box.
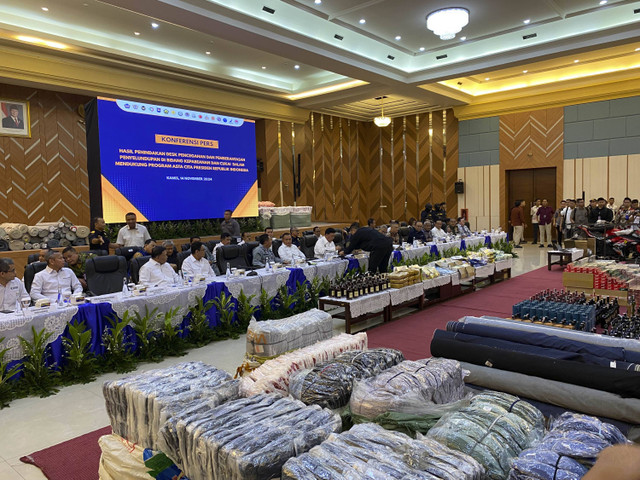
[156,307,188,356]
[187,296,216,346]
[18,327,60,398]
[61,321,98,384]
[259,288,276,321]
[212,291,240,339]
[236,290,258,331]
[493,239,517,258]
[131,307,161,361]
[0,336,21,409]
[101,315,136,374]
[292,280,310,314]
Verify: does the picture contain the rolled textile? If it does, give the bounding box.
[0,239,8,251]
[430,329,640,398]
[461,362,640,425]
[460,316,640,354]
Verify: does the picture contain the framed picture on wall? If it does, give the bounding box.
[0,100,31,138]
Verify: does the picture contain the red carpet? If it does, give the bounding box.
[367,266,564,360]
[20,426,111,480]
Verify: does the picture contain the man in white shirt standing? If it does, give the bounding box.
[314,227,342,258]
[30,251,82,302]
[114,212,151,248]
[138,246,180,286]
[562,199,575,241]
[431,220,448,240]
[181,241,214,277]
[0,259,28,310]
[278,233,306,265]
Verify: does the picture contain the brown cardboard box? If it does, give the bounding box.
[563,272,594,289]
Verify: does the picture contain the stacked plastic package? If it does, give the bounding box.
[282,423,484,479]
[239,332,368,396]
[350,358,469,420]
[427,391,546,480]
[245,309,333,357]
[102,362,238,450]
[288,348,404,409]
[508,412,629,480]
[158,393,341,480]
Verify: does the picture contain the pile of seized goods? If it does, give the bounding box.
[389,266,422,287]
[0,221,91,251]
[436,257,476,279]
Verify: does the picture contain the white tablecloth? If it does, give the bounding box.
[495,258,513,271]
[389,283,424,306]
[322,290,391,318]
[474,264,496,278]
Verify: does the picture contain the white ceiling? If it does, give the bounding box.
[0,0,639,120]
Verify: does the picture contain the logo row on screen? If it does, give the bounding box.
[115,99,244,127]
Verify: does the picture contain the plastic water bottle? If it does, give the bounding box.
[226,262,231,279]
[122,277,129,297]
[266,260,271,272]
[57,285,63,307]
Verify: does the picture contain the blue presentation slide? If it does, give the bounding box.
[97,97,257,223]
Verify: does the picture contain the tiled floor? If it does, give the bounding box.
[0,243,550,479]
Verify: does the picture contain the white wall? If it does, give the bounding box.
[457,165,501,231]
[563,154,640,201]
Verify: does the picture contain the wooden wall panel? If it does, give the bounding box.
[608,155,627,202]
[490,165,500,227]
[563,159,575,200]
[405,116,418,221]
[280,121,294,206]
[380,124,393,224]
[575,158,583,199]
[417,113,431,210]
[263,120,281,205]
[322,116,334,221]
[357,121,370,223]
[369,128,382,222]
[294,121,312,206]
[345,120,357,222]
[332,118,344,222]
[392,118,405,221]
[312,113,326,221]
[445,109,459,219]
[431,111,444,205]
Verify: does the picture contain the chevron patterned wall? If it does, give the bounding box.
[0,84,91,226]
[256,110,458,225]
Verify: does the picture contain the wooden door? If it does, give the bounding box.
[507,168,556,239]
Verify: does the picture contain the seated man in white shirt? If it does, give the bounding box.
[278,233,306,265]
[0,258,28,310]
[114,212,151,248]
[138,246,180,287]
[431,219,448,240]
[30,251,82,302]
[213,232,231,264]
[314,227,342,258]
[181,241,214,277]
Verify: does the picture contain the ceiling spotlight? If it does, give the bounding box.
[314,0,321,4]
[151,22,159,28]
[419,47,425,51]
[261,66,267,69]
[426,7,469,40]
[485,77,490,81]
[599,0,607,4]
[205,51,211,55]
[359,18,366,24]
[374,96,391,128]
[460,36,466,41]
[636,47,640,51]
[574,59,579,63]
[522,70,528,73]
[294,64,300,69]
[523,19,530,24]
[134,32,140,36]
[41,7,49,11]
[395,35,401,40]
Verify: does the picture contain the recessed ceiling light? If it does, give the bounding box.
[205,51,211,55]
[574,59,579,63]
[261,66,267,69]
[636,47,640,51]
[41,7,49,11]
[395,35,401,40]
[151,22,159,29]
[485,77,490,81]
[419,47,425,51]
[314,0,321,4]
[460,36,467,41]
[522,70,528,73]
[359,18,366,24]
[134,32,140,36]
[294,64,300,69]
[599,0,607,4]
[523,19,530,24]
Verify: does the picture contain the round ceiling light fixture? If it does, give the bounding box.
[373,96,391,127]
[426,7,469,40]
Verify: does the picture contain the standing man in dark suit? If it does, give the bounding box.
[2,105,24,129]
[343,226,394,273]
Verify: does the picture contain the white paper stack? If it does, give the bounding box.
[246,308,333,357]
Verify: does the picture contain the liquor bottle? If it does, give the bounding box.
[347,283,354,300]
[330,284,336,298]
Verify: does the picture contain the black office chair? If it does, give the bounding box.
[333,232,344,247]
[216,244,250,272]
[176,250,191,271]
[300,235,318,259]
[181,243,191,252]
[27,253,40,264]
[115,246,141,262]
[130,256,151,284]
[94,249,109,256]
[85,255,128,295]
[243,241,259,266]
[206,240,219,253]
[24,261,47,293]
[399,227,411,243]
[272,238,283,257]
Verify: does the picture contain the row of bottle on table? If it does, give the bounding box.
[602,314,640,339]
[329,272,391,299]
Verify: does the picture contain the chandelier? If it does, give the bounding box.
[426,8,469,40]
[373,96,391,127]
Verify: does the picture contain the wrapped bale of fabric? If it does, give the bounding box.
[349,358,470,433]
[289,348,404,409]
[508,412,629,480]
[282,422,484,480]
[158,393,341,480]
[290,206,312,228]
[246,308,333,357]
[427,391,545,480]
[239,332,367,397]
[102,362,238,450]
[270,206,292,229]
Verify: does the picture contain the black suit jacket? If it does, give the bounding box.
[2,116,24,129]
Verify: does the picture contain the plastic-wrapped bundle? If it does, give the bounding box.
[158,393,341,480]
[282,422,484,479]
[350,357,468,419]
[508,413,628,480]
[239,332,368,397]
[427,391,545,480]
[246,308,333,357]
[103,362,238,450]
[288,348,404,409]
